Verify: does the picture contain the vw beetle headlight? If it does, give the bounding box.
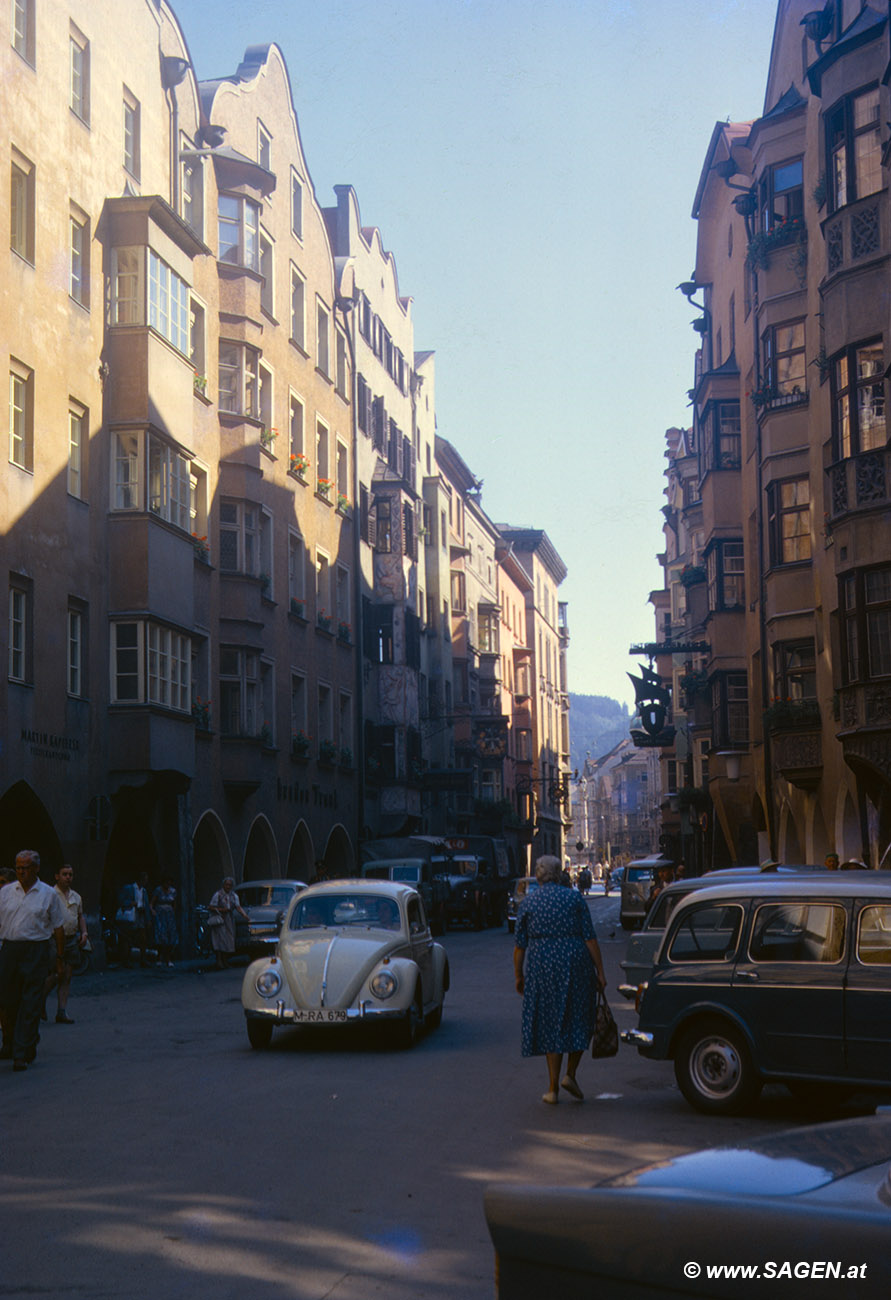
[255,967,283,998]
[370,969,398,999]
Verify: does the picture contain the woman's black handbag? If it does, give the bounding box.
[591,996,619,1058]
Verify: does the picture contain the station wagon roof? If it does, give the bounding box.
[670,872,891,910]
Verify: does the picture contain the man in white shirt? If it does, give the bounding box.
[43,864,89,1024]
[0,850,66,1071]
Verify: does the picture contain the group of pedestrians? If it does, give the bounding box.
[0,849,87,1073]
[114,873,179,967]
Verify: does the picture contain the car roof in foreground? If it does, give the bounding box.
[296,878,417,901]
[668,870,891,908]
[235,878,305,889]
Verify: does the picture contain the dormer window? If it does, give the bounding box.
[218,193,259,271]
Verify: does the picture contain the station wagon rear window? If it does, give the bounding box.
[858,904,891,965]
[749,903,845,963]
[667,904,743,962]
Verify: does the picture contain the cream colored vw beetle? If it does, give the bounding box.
[241,879,450,1050]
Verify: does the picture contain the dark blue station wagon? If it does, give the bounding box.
[622,874,891,1113]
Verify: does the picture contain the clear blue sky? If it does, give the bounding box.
[172,0,780,705]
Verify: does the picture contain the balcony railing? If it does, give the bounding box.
[828,447,890,520]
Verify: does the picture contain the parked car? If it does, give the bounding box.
[622,872,891,1114]
[233,879,306,956]
[360,857,448,934]
[485,1113,891,1298]
[241,879,449,1050]
[620,855,672,929]
[618,865,829,999]
[506,876,539,934]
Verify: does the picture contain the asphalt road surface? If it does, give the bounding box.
[2,892,875,1299]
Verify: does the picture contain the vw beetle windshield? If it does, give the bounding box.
[290,894,401,931]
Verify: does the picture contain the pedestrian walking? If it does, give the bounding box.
[513,855,607,1105]
[208,878,248,970]
[116,873,151,966]
[43,864,89,1023]
[0,850,66,1072]
[151,876,178,966]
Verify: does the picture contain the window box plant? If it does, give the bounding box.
[336,492,351,514]
[289,452,310,479]
[192,533,209,563]
[260,426,278,451]
[317,476,333,497]
[763,698,821,732]
[317,609,333,633]
[291,730,311,758]
[337,620,352,644]
[191,696,211,731]
[319,738,338,765]
[289,596,306,618]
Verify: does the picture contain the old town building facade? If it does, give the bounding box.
[2,0,571,940]
[650,0,891,869]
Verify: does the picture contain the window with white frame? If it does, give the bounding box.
[335,329,348,398]
[69,209,89,307]
[11,151,35,263]
[68,401,86,498]
[257,121,272,171]
[317,299,330,375]
[148,250,188,352]
[290,264,305,348]
[259,230,274,317]
[290,672,307,738]
[218,500,271,580]
[316,550,330,618]
[288,532,305,610]
[13,0,35,64]
[316,419,329,485]
[111,620,190,710]
[336,439,348,499]
[218,341,259,416]
[189,297,206,382]
[180,134,204,238]
[336,564,350,628]
[290,169,303,239]
[112,247,141,324]
[67,604,85,697]
[339,691,353,756]
[289,392,305,473]
[218,193,259,270]
[8,578,30,683]
[9,359,33,471]
[149,437,190,529]
[111,430,196,526]
[219,645,259,736]
[317,681,333,745]
[123,88,140,179]
[69,26,89,124]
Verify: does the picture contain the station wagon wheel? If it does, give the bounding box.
[674,1019,761,1115]
[246,1018,274,1051]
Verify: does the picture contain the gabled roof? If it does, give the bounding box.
[692,121,754,220]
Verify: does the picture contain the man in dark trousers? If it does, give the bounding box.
[0,850,66,1072]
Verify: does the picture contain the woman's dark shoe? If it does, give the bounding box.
[56,1011,75,1024]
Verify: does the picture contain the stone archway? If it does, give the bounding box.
[242,816,279,881]
[777,802,803,863]
[322,823,355,878]
[103,788,160,915]
[0,781,64,874]
[193,811,234,906]
[286,820,314,882]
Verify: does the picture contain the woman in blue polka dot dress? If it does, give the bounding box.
[513,855,607,1104]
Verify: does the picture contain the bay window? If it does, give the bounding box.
[111,430,196,529]
[758,158,803,232]
[832,340,885,459]
[773,640,816,701]
[706,540,745,611]
[111,620,191,711]
[111,247,189,355]
[841,566,891,683]
[218,193,259,270]
[827,87,882,212]
[767,476,811,566]
[763,320,806,399]
[218,341,259,416]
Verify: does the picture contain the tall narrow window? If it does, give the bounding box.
[335,330,348,398]
[288,532,305,609]
[827,87,882,212]
[190,298,206,382]
[257,122,272,171]
[13,0,35,64]
[289,392,305,473]
[123,89,140,179]
[67,605,85,697]
[259,231,274,316]
[317,300,330,375]
[113,432,140,509]
[316,419,329,484]
[113,247,141,324]
[8,580,30,683]
[832,340,885,458]
[290,265,305,347]
[11,153,35,262]
[9,360,33,470]
[767,477,811,566]
[68,401,87,498]
[290,169,303,239]
[217,194,259,270]
[763,320,805,399]
[69,210,89,306]
[69,28,89,124]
